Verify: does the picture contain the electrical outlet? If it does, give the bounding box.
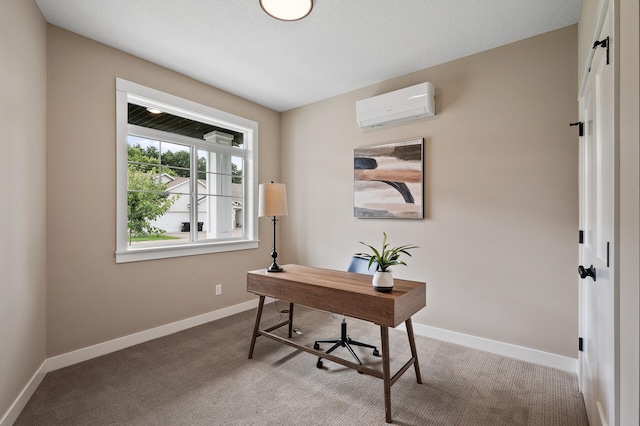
[215,284,222,296]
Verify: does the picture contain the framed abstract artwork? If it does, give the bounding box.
[354,138,424,219]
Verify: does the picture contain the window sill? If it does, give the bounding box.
[115,239,259,263]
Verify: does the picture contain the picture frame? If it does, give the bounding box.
[354,138,424,219]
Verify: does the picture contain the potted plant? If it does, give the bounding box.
[356,232,418,292]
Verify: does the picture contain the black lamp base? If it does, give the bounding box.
[267,264,284,273]
[266,215,284,272]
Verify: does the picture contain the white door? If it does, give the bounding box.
[578,2,615,426]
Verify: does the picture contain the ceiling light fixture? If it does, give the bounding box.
[260,0,313,21]
[146,107,162,114]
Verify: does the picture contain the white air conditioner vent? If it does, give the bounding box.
[356,82,435,129]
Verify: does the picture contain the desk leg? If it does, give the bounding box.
[380,326,392,423]
[248,295,266,359]
[288,303,294,338]
[405,318,423,384]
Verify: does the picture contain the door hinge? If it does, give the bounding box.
[570,122,584,137]
[579,337,583,352]
[593,36,610,65]
[606,242,610,267]
[579,230,584,244]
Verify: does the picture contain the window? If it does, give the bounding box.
[116,79,258,263]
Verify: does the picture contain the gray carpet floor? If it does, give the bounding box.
[15,304,589,425]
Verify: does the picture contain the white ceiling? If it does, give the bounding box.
[35,0,581,112]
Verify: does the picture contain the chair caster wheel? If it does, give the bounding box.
[316,359,323,369]
[314,343,320,350]
[373,349,380,357]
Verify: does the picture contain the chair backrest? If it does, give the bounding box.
[347,256,377,275]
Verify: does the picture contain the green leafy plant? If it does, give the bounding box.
[127,165,177,244]
[356,232,418,272]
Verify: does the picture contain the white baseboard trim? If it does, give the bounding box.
[0,360,47,426]
[404,322,578,373]
[45,297,267,372]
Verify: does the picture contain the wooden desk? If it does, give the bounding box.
[247,264,426,423]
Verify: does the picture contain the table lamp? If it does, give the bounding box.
[259,182,288,272]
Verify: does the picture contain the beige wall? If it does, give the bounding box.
[0,0,47,418]
[45,26,281,356]
[281,25,579,357]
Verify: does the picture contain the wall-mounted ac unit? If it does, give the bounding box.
[356,82,435,129]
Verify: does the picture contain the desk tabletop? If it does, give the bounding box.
[247,264,426,327]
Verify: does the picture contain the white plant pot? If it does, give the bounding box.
[372,271,394,292]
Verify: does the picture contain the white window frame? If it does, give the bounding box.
[115,78,258,263]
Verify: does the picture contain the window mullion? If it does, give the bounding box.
[190,146,198,242]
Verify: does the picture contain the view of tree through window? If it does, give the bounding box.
[126,104,246,248]
[116,79,258,263]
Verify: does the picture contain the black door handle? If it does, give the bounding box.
[578,265,596,281]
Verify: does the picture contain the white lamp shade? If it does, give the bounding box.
[259,0,313,21]
[259,182,288,217]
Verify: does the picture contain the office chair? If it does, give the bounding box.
[314,256,380,369]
